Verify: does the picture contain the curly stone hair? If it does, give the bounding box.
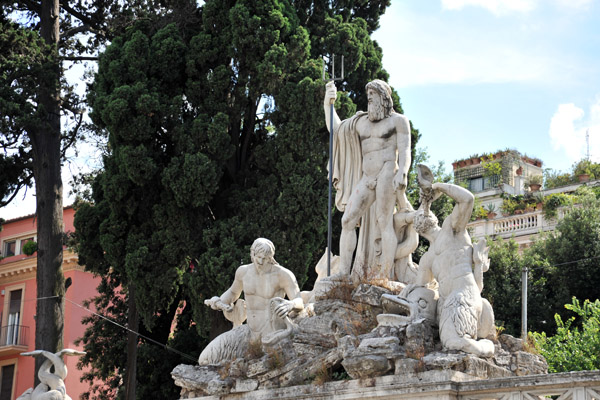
[251,238,278,265]
[413,211,439,235]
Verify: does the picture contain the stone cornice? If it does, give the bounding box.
[0,250,84,284]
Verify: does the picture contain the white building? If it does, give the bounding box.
[454,150,598,248]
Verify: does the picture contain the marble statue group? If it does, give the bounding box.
[197,79,497,368]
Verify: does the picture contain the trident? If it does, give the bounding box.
[322,55,344,277]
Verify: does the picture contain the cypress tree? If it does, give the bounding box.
[75,1,420,396]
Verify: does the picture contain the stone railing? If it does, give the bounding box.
[183,370,600,400]
[459,370,600,400]
[468,208,566,242]
[492,213,548,235]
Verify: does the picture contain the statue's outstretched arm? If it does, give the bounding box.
[205,265,246,313]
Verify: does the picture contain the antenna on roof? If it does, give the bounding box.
[586,128,590,160]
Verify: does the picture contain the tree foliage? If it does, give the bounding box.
[483,238,522,336]
[1,0,183,382]
[481,186,600,338]
[527,186,600,329]
[74,0,418,397]
[532,297,600,373]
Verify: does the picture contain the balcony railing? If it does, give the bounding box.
[493,213,542,235]
[0,324,29,347]
[468,208,569,242]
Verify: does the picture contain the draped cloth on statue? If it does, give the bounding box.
[331,112,380,278]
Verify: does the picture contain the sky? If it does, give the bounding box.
[373,0,600,174]
[2,0,600,219]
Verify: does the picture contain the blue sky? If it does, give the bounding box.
[373,0,600,172]
[2,0,599,219]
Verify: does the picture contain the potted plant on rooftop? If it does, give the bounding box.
[524,175,543,192]
[573,159,592,182]
[484,203,497,219]
[533,192,544,211]
[481,153,503,186]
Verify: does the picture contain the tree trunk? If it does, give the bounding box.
[31,0,65,384]
[125,285,139,400]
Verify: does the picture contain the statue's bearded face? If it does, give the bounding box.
[367,89,385,122]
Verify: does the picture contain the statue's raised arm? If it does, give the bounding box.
[323,81,341,134]
[411,165,495,358]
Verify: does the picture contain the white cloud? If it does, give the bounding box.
[554,0,594,11]
[441,0,538,15]
[548,100,600,163]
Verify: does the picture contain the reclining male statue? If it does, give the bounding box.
[398,165,495,357]
[199,238,304,365]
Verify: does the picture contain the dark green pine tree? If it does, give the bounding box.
[75,1,419,397]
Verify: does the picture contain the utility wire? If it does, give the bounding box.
[63,297,198,363]
[525,254,600,271]
[24,295,198,363]
[18,251,600,361]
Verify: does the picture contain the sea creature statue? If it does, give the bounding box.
[17,349,86,400]
[400,164,496,357]
[378,285,439,327]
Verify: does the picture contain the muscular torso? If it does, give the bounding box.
[242,267,287,311]
[423,220,476,299]
[355,114,406,177]
[239,264,296,334]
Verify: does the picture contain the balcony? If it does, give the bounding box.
[0,325,29,356]
[468,208,569,245]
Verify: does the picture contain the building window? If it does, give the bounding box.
[467,175,501,192]
[0,364,14,400]
[469,177,483,192]
[1,235,36,258]
[2,289,22,346]
[2,241,15,258]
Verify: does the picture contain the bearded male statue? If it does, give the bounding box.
[324,80,412,281]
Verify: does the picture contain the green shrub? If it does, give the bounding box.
[544,169,575,189]
[472,205,487,220]
[22,240,37,256]
[524,174,543,189]
[543,193,574,219]
[572,159,593,176]
[532,298,600,373]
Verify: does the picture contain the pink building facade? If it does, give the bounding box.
[0,207,99,399]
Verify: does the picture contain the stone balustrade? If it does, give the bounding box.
[468,209,566,243]
[183,370,600,400]
[493,213,543,235]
